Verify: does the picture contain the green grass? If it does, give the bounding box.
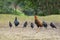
[0,14,60,23]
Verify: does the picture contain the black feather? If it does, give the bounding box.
[23,21,28,28]
[50,22,57,29]
[43,21,48,28]
[31,23,34,28]
[9,21,12,28]
[14,17,19,27]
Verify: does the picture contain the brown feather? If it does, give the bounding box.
[34,15,43,27]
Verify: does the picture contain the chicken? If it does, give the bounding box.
[43,21,48,28]
[23,21,28,28]
[50,22,57,29]
[34,15,43,32]
[34,15,43,28]
[9,21,12,28]
[14,17,19,27]
[31,23,34,28]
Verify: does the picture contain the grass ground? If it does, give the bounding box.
[0,14,60,40]
[0,14,60,22]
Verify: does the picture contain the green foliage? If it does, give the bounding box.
[0,0,60,16]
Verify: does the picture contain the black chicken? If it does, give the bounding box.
[31,23,34,28]
[23,21,28,28]
[9,21,12,28]
[50,22,57,29]
[14,17,19,27]
[43,21,48,28]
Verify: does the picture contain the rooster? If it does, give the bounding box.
[34,15,43,28]
[34,15,43,33]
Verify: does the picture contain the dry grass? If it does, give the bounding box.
[0,14,60,40]
[0,26,60,40]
